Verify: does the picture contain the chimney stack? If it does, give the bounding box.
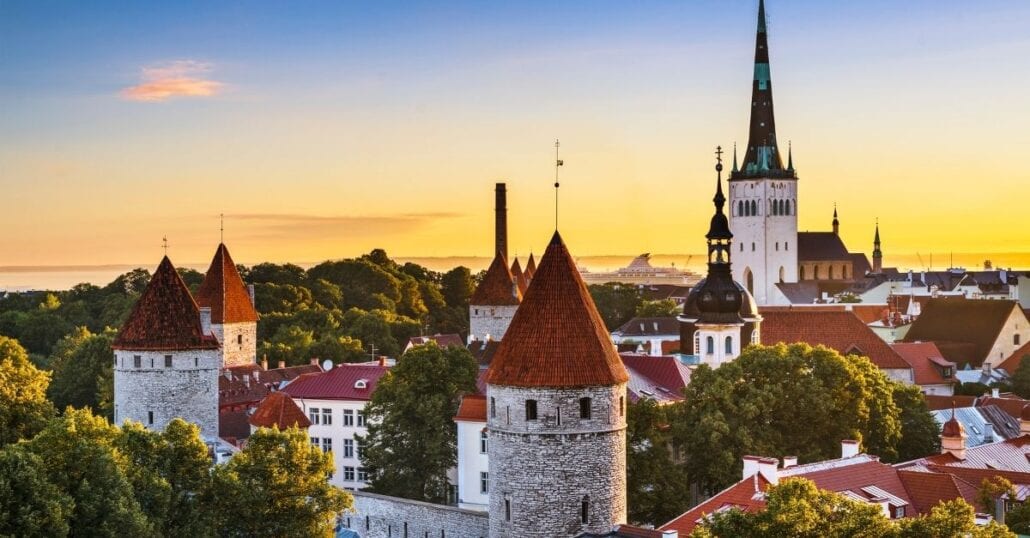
[841,439,860,458]
[742,455,779,485]
[278,360,286,369]
[782,456,798,469]
[495,183,508,262]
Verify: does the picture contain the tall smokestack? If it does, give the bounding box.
[495,182,508,262]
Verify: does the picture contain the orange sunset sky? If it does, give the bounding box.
[2,1,1029,269]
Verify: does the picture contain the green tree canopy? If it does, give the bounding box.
[47,327,116,419]
[1009,356,1030,398]
[626,398,691,526]
[589,283,645,330]
[675,344,905,492]
[892,383,941,461]
[359,342,478,502]
[635,299,680,318]
[0,445,73,537]
[0,335,55,445]
[213,426,351,538]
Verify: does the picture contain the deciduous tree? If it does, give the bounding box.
[626,398,691,526]
[0,336,55,445]
[48,327,116,419]
[0,445,73,537]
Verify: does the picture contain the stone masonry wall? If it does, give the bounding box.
[342,491,489,538]
[215,321,257,368]
[113,348,220,439]
[469,305,517,343]
[486,384,627,538]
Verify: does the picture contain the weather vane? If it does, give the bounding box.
[220,213,224,243]
[162,236,169,256]
[554,138,564,230]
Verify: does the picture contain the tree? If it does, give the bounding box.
[1010,356,1030,398]
[48,327,116,419]
[635,299,679,318]
[1006,500,1030,535]
[115,419,216,537]
[694,478,893,538]
[213,427,350,538]
[955,381,992,397]
[0,336,55,445]
[25,408,153,537]
[675,344,905,493]
[589,283,645,330]
[0,445,73,537]
[441,267,475,308]
[891,383,941,461]
[626,398,691,526]
[894,499,1014,537]
[359,342,478,502]
[976,476,1016,518]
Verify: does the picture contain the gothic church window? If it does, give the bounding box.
[738,201,744,216]
[751,200,758,216]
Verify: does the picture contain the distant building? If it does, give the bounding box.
[890,342,956,396]
[468,183,521,343]
[611,317,680,356]
[902,298,1028,368]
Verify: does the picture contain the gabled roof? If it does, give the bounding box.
[613,317,679,337]
[470,253,521,306]
[890,342,955,386]
[997,341,1030,373]
[620,354,691,403]
[907,435,1030,472]
[924,394,976,411]
[249,391,311,429]
[113,257,219,351]
[797,232,851,262]
[850,253,873,277]
[281,362,390,401]
[454,394,486,422]
[467,339,501,368]
[218,363,321,409]
[486,232,629,388]
[773,281,852,304]
[510,257,529,295]
[660,474,771,535]
[897,470,980,514]
[759,310,910,369]
[904,298,1022,364]
[195,243,258,324]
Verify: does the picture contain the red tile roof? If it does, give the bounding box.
[470,253,521,306]
[759,310,910,369]
[486,232,629,388]
[997,341,1030,373]
[281,362,390,401]
[660,474,771,535]
[976,395,1030,423]
[510,257,529,295]
[620,354,691,402]
[194,243,259,324]
[249,391,311,429]
[525,253,536,279]
[890,342,956,386]
[219,409,251,441]
[897,470,980,514]
[912,436,1030,472]
[218,363,322,410]
[454,394,486,422]
[113,257,219,351]
[903,298,1022,365]
[761,304,888,325]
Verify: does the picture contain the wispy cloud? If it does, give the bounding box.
[121,60,224,102]
[226,212,464,239]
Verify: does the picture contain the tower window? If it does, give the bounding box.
[620,396,625,417]
[525,400,537,421]
[775,242,779,251]
[579,397,592,419]
[738,201,744,217]
[706,336,715,355]
[490,397,496,418]
[237,334,243,345]
[134,355,141,368]
[148,411,154,425]
[785,242,789,251]
[505,499,512,521]
[740,243,744,252]
[581,497,590,524]
[751,243,756,252]
[725,336,733,355]
[194,357,199,367]
[480,430,488,453]
[164,355,172,368]
[750,200,757,216]
[480,472,489,494]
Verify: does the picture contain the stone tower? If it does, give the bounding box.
[680,151,762,368]
[485,232,629,537]
[194,243,259,368]
[113,256,220,439]
[469,183,521,343]
[729,0,799,305]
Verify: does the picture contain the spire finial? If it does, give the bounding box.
[220,213,224,244]
[832,203,840,235]
[554,138,563,231]
[758,0,767,34]
[713,146,726,212]
[732,142,739,173]
[787,140,794,171]
[162,236,169,256]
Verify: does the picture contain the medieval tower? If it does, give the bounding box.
[680,151,762,368]
[112,256,221,439]
[729,0,799,305]
[194,243,259,368]
[469,183,521,342]
[485,231,629,537]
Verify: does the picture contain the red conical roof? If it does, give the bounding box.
[525,253,537,279]
[510,257,528,295]
[486,232,629,388]
[249,391,311,429]
[470,252,521,306]
[113,257,219,351]
[195,243,258,324]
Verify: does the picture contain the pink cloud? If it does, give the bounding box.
[121,60,224,102]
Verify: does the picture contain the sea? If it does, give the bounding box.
[3,252,1030,292]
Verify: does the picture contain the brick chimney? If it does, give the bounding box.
[841,439,860,458]
[742,455,779,485]
[495,182,508,262]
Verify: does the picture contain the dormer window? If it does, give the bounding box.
[354,379,368,390]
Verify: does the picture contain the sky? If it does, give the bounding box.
[2,0,1029,268]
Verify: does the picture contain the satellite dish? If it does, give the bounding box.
[321,359,334,371]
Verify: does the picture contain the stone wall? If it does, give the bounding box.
[341,491,489,538]
[214,321,257,367]
[113,348,220,439]
[486,384,627,537]
[469,305,518,343]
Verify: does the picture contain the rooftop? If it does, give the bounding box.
[759,309,910,369]
[194,243,259,324]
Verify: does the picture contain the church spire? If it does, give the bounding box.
[832,204,840,235]
[734,0,791,180]
[873,220,883,273]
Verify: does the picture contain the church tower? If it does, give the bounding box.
[680,150,762,368]
[194,243,259,368]
[728,0,799,305]
[113,257,220,439]
[486,232,629,537]
[872,221,883,273]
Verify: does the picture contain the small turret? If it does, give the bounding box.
[941,409,967,460]
[832,205,840,236]
[873,220,883,273]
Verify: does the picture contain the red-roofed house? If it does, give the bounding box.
[249,391,311,431]
[890,342,956,396]
[903,298,1028,368]
[281,361,391,490]
[455,394,489,510]
[759,309,913,382]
